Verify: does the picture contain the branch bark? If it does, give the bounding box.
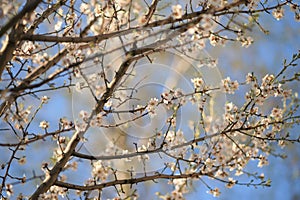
[54,173,203,191]
[0,0,42,78]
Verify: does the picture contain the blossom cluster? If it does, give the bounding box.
[221,77,239,94]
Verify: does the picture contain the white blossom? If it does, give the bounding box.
[272,7,284,20]
[39,120,49,129]
[172,4,183,19]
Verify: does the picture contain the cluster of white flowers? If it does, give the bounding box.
[209,187,221,197]
[80,3,90,15]
[201,14,214,30]
[161,89,187,108]
[237,36,254,48]
[209,34,226,46]
[245,73,257,84]
[79,110,89,121]
[257,155,269,168]
[244,74,293,105]
[59,117,73,130]
[161,91,173,107]
[270,107,283,120]
[137,145,150,161]
[92,160,111,182]
[7,105,32,130]
[156,178,188,200]
[221,77,239,94]
[21,41,35,55]
[38,185,67,199]
[147,97,159,117]
[90,113,103,127]
[163,130,187,157]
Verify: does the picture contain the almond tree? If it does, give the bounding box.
[0,0,299,199]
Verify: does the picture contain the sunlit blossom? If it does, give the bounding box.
[172,4,183,19]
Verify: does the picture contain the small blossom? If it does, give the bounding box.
[201,14,214,29]
[272,7,284,20]
[204,157,214,168]
[226,178,236,188]
[70,161,78,171]
[258,173,265,180]
[161,91,173,106]
[278,140,286,148]
[238,36,253,47]
[75,122,87,132]
[138,15,147,24]
[209,34,226,46]
[246,73,256,84]
[137,145,150,161]
[54,21,63,32]
[258,155,269,167]
[92,160,110,181]
[60,118,73,129]
[79,110,88,120]
[225,102,234,112]
[270,107,283,120]
[6,184,13,197]
[295,13,300,22]
[247,0,259,9]
[75,82,83,92]
[39,120,49,129]
[209,34,220,46]
[148,97,159,107]
[281,89,292,98]
[94,4,102,17]
[187,27,197,35]
[21,41,35,54]
[147,98,159,117]
[80,3,90,14]
[18,156,26,165]
[235,168,243,176]
[209,188,220,197]
[250,107,259,114]
[41,96,50,104]
[262,74,274,86]
[290,4,297,12]
[172,4,183,19]
[191,77,204,89]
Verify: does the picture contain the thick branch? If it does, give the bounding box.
[55,173,202,191]
[0,0,42,78]
[0,0,42,37]
[30,129,83,199]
